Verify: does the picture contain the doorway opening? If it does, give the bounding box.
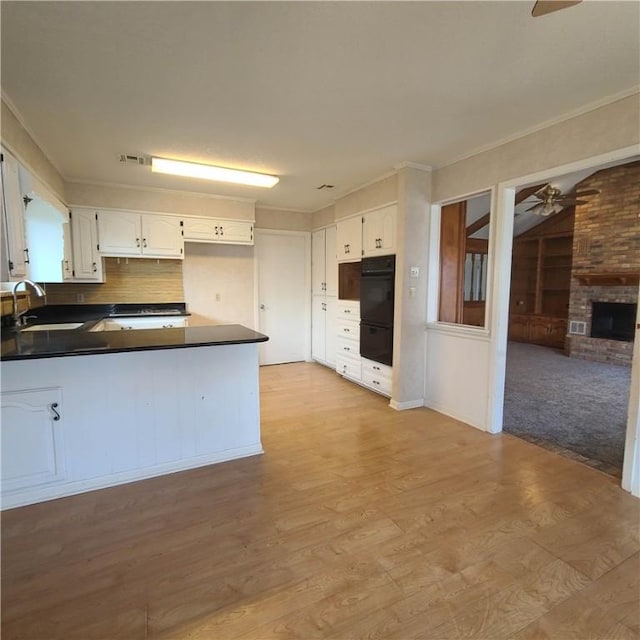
[502,159,639,477]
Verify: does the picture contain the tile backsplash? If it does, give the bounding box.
[44,257,185,305]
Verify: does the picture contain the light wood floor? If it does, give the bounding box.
[2,362,639,639]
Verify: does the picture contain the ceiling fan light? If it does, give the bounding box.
[151,157,279,188]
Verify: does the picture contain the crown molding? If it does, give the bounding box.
[394,161,432,172]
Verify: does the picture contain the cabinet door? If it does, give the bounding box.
[336,216,362,262]
[311,230,326,295]
[98,210,141,256]
[311,295,326,361]
[142,214,183,257]
[324,226,338,296]
[547,318,568,349]
[71,209,103,281]
[1,150,29,278]
[1,388,66,493]
[62,216,74,280]
[508,315,530,342]
[217,220,253,244]
[182,217,218,242]
[363,205,396,257]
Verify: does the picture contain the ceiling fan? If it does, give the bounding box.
[524,184,600,216]
[531,1,582,17]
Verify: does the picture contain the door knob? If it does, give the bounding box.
[260,304,266,310]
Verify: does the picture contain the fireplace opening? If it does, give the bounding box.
[591,302,637,342]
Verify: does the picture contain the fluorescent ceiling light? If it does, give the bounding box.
[151,157,279,188]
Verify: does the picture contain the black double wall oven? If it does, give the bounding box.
[360,255,395,366]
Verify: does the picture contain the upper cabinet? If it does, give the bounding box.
[337,204,397,262]
[312,226,337,296]
[182,217,254,245]
[362,205,396,257]
[97,210,183,258]
[1,149,29,279]
[69,209,104,281]
[336,216,362,262]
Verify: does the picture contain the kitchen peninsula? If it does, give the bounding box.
[1,316,268,510]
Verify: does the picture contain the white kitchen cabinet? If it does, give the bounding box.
[335,300,361,381]
[311,295,336,366]
[336,216,362,262]
[182,217,254,245]
[1,387,66,495]
[0,149,29,279]
[70,209,104,281]
[312,226,337,296]
[94,316,188,331]
[361,358,393,397]
[98,210,183,258]
[363,205,396,257]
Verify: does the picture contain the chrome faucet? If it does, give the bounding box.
[11,279,46,327]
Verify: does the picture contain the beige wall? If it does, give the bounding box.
[255,206,312,232]
[66,182,255,220]
[1,100,65,200]
[312,204,336,230]
[335,173,398,220]
[182,242,255,328]
[432,94,640,202]
[392,166,431,406]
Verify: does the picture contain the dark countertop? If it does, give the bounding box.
[1,324,269,361]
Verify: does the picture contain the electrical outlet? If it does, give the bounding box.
[76,293,85,303]
[409,287,416,299]
[215,293,221,302]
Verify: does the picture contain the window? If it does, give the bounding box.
[438,190,491,327]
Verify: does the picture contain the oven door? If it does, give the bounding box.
[360,322,393,366]
[360,274,394,326]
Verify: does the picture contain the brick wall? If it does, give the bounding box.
[567,161,639,365]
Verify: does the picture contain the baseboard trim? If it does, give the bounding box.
[1,443,264,511]
[389,398,425,411]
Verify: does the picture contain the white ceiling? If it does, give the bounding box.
[1,1,638,212]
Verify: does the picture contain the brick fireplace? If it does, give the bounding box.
[566,161,639,366]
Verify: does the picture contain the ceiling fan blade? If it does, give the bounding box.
[572,189,600,197]
[531,1,582,17]
[558,199,588,206]
[525,204,544,213]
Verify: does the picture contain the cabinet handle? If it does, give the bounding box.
[373,365,380,370]
[162,324,172,328]
[344,346,350,351]
[50,402,60,421]
[136,237,140,247]
[219,226,224,236]
[24,248,30,264]
[143,238,147,248]
[373,380,380,386]
[344,309,351,314]
[343,327,350,332]
[92,262,97,273]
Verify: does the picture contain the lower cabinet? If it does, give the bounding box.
[509,314,568,349]
[361,358,392,397]
[311,295,336,366]
[1,387,66,495]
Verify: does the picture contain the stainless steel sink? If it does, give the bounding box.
[21,322,85,332]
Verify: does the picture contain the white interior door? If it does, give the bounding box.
[255,230,310,365]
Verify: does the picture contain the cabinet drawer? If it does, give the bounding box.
[361,358,392,380]
[336,336,359,358]
[336,354,361,381]
[361,368,392,396]
[337,301,360,320]
[336,319,359,342]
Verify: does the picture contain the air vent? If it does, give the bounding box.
[316,184,335,190]
[569,320,587,335]
[119,153,148,165]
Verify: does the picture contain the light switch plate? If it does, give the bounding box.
[410,266,419,278]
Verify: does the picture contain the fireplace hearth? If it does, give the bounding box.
[591,302,636,342]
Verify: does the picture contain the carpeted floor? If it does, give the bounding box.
[503,341,632,477]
